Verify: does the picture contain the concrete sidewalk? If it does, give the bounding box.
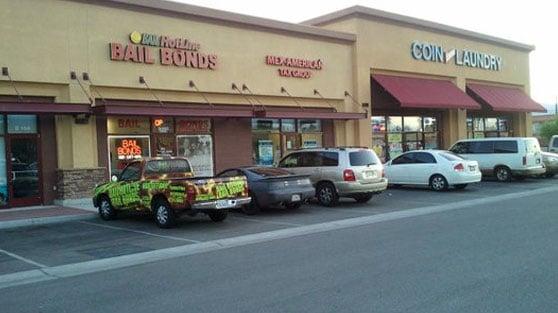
[0,206,96,230]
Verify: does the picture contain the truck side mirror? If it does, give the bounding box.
[111,175,118,182]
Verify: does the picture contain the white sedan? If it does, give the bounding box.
[384,150,482,191]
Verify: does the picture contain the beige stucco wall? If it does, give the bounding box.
[319,16,533,147]
[0,0,360,169]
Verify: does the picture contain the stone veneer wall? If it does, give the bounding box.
[56,168,107,200]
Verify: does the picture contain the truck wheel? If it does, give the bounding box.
[353,193,373,203]
[153,199,176,228]
[286,202,302,210]
[98,196,116,220]
[208,211,228,222]
[316,182,339,207]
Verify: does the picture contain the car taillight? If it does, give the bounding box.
[381,168,385,178]
[453,163,465,172]
[343,169,356,181]
[522,156,527,165]
[186,185,196,201]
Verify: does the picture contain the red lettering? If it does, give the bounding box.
[160,48,173,65]
[186,51,198,68]
[208,55,218,70]
[123,45,139,62]
[173,50,186,66]
[110,43,124,61]
[144,47,155,64]
[198,53,209,69]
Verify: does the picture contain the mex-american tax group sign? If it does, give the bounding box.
[411,41,503,71]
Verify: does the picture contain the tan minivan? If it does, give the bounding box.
[278,147,388,206]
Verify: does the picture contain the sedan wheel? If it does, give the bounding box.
[430,175,448,191]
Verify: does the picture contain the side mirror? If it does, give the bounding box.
[111,175,118,182]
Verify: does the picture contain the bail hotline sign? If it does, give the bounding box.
[109,31,218,70]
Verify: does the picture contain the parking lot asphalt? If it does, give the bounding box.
[0,177,556,277]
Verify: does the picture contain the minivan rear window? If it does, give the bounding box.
[349,150,379,166]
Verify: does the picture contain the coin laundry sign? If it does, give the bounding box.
[109,31,218,70]
[411,41,503,71]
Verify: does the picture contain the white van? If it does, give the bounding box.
[449,137,545,182]
[548,135,558,153]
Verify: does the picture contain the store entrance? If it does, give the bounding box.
[7,135,41,207]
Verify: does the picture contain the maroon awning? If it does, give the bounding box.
[466,83,546,113]
[93,100,366,120]
[0,102,91,114]
[373,74,481,110]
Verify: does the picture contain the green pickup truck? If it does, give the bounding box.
[93,157,251,228]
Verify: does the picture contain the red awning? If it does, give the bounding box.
[93,100,366,120]
[0,102,91,114]
[373,74,481,110]
[466,83,546,112]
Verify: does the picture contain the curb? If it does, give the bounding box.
[0,213,97,230]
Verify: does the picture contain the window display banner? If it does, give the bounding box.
[258,140,274,166]
[177,135,213,177]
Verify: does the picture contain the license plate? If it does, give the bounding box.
[364,171,375,178]
[216,199,234,209]
[469,165,476,171]
[291,194,301,202]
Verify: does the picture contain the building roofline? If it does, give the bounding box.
[79,0,356,43]
[302,5,535,51]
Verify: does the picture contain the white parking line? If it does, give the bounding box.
[231,216,303,227]
[1,184,557,290]
[78,221,201,243]
[0,248,48,269]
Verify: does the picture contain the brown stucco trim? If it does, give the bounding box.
[70,0,355,43]
[39,115,58,205]
[302,6,534,52]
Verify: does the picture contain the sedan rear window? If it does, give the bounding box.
[439,152,464,161]
[248,168,292,177]
[349,150,379,166]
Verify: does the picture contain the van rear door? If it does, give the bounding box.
[523,138,542,167]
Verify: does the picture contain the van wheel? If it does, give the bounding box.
[454,184,468,190]
[208,211,228,222]
[153,198,176,228]
[429,175,448,191]
[495,166,512,182]
[316,183,339,207]
[98,196,116,220]
[545,173,556,178]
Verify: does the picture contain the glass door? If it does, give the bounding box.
[7,135,41,207]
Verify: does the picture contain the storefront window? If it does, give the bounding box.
[7,115,37,134]
[403,116,422,132]
[387,116,402,132]
[177,135,213,177]
[468,116,513,138]
[107,117,150,134]
[298,119,321,132]
[252,119,279,131]
[108,136,150,175]
[423,117,437,132]
[281,119,296,132]
[372,116,386,132]
[253,132,280,166]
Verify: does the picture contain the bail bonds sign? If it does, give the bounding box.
[109,31,218,70]
[411,41,502,71]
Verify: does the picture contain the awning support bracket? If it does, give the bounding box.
[1,67,23,102]
[344,91,368,117]
[139,76,164,107]
[313,89,337,112]
[280,87,305,111]
[82,73,107,106]
[70,71,93,105]
[189,80,214,108]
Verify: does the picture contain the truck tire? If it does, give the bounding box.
[153,198,176,228]
[241,193,260,215]
[494,166,512,182]
[208,211,228,222]
[98,195,116,220]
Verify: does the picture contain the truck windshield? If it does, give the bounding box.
[145,159,191,174]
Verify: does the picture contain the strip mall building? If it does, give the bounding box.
[0,0,545,207]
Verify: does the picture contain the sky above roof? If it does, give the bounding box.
[173,0,557,109]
